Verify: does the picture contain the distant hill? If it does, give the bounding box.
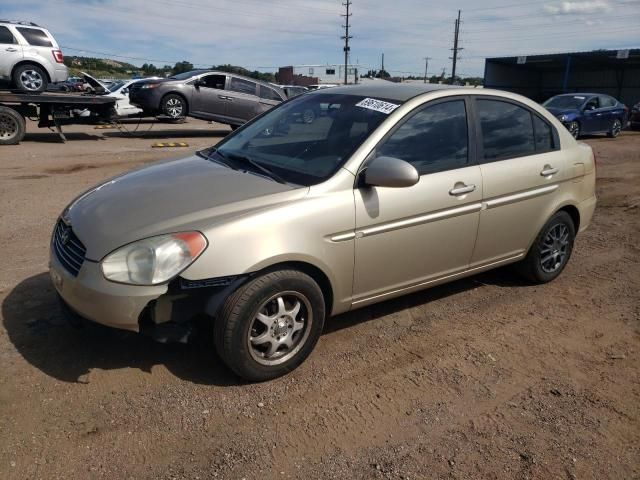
[63,56,140,79]
[61,55,276,82]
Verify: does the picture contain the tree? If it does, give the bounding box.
[171,61,194,75]
[375,69,390,79]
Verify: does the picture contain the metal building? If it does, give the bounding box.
[484,49,640,105]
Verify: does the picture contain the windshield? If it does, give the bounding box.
[107,80,125,92]
[543,95,587,110]
[212,93,399,186]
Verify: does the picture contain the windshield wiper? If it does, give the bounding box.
[219,150,288,185]
[197,148,239,170]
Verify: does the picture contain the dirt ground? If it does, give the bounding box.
[0,119,638,479]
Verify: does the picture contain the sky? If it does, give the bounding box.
[1,0,639,77]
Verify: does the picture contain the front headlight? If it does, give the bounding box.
[101,232,208,285]
[558,114,568,122]
[141,83,160,89]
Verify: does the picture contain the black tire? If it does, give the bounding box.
[12,63,48,93]
[568,121,580,139]
[302,108,316,124]
[161,93,187,119]
[215,269,325,382]
[517,211,576,284]
[607,118,622,138]
[0,106,26,145]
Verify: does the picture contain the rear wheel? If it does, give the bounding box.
[517,211,576,284]
[568,121,580,139]
[214,270,325,382]
[607,118,622,138]
[0,106,26,145]
[161,94,187,119]
[13,64,48,93]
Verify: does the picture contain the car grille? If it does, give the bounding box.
[52,220,86,277]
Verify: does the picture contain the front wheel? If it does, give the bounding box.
[567,121,580,139]
[161,94,187,119]
[214,270,325,382]
[607,118,622,138]
[517,211,576,284]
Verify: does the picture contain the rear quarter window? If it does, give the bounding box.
[260,86,283,101]
[0,26,16,44]
[16,27,53,47]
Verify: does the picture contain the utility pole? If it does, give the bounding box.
[381,52,385,73]
[341,1,352,85]
[423,57,431,83]
[450,9,463,84]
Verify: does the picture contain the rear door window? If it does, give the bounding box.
[477,99,535,161]
[599,96,616,108]
[16,27,53,47]
[229,77,257,96]
[378,99,469,175]
[0,26,16,44]
[532,115,555,152]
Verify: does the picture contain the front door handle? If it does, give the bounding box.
[218,95,229,100]
[5,47,18,52]
[540,165,559,177]
[449,183,476,196]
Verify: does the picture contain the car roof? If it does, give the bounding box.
[553,93,603,98]
[309,82,459,102]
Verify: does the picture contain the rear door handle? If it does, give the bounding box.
[449,183,476,196]
[540,165,559,176]
[218,95,229,100]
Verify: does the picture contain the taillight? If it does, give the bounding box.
[52,50,64,63]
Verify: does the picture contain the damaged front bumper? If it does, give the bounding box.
[50,250,245,341]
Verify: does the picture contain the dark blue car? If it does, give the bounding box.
[543,93,628,139]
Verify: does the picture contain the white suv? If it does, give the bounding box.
[0,20,68,92]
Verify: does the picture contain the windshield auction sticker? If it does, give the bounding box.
[355,98,400,114]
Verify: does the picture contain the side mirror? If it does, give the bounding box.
[362,156,419,188]
[121,88,128,94]
[194,79,204,88]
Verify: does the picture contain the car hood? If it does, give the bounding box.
[81,72,108,94]
[545,107,580,118]
[66,155,304,260]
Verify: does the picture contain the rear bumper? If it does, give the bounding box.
[50,63,69,83]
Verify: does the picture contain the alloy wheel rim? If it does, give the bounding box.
[165,98,183,117]
[20,70,44,91]
[302,109,315,123]
[540,223,569,273]
[247,291,313,366]
[612,120,621,136]
[569,122,579,139]
[0,113,18,139]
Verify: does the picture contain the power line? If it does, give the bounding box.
[341,0,353,85]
